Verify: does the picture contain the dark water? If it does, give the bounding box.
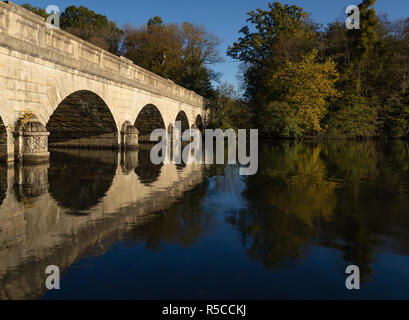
[0,140,408,299]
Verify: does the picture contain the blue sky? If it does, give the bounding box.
[13,0,409,91]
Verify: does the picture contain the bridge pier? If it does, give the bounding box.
[121,125,139,150]
[13,116,50,163]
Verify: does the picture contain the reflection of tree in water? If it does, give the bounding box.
[134,149,163,185]
[229,141,338,270]
[123,182,210,250]
[48,150,117,212]
[320,140,409,278]
[231,140,409,280]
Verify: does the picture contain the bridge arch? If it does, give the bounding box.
[175,111,190,132]
[135,104,166,143]
[46,90,118,149]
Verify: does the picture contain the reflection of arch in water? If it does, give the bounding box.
[48,150,117,212]
[135,104,165,143]
[46,90,118,148]
[134,148,163,185]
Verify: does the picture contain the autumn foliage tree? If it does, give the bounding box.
[227,2,318,134]
[229,0,409,138]
[122,17,222,98]
[269,50,339,135]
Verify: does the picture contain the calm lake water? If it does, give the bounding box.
[0,140,408,299]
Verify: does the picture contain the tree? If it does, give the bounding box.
[322,0,409,138]
[227,1,317,126]
[61,6,123,54]
[21,3,48,19]
[208,83,251,130]
[325,103,379,138]
[227,2,315,65]
[261,101,303,138]
[123,18,222,98]
[21,4,123,55]
[269,50,339,135]
[122,21,183,81]
[380,18,409,137]
[347,0,384,100]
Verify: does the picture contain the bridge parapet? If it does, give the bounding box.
[0,1,206,109]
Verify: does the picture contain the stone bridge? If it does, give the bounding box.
[0,2,208,163]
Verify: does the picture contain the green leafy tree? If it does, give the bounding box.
[227,1,317,120]
[380,18,409,137]
[21,3,48,18]
[208,83,252,130]
[269,50,339,135]
[60,6,123,54]
[261,101,303,138]
[325,104,379,138]
[21,4,123,55]
[347,0,383,99]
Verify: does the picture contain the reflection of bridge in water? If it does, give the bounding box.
[0,149,209,299]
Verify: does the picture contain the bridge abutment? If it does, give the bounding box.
[13,116,50,163]
[122,125,139,150]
